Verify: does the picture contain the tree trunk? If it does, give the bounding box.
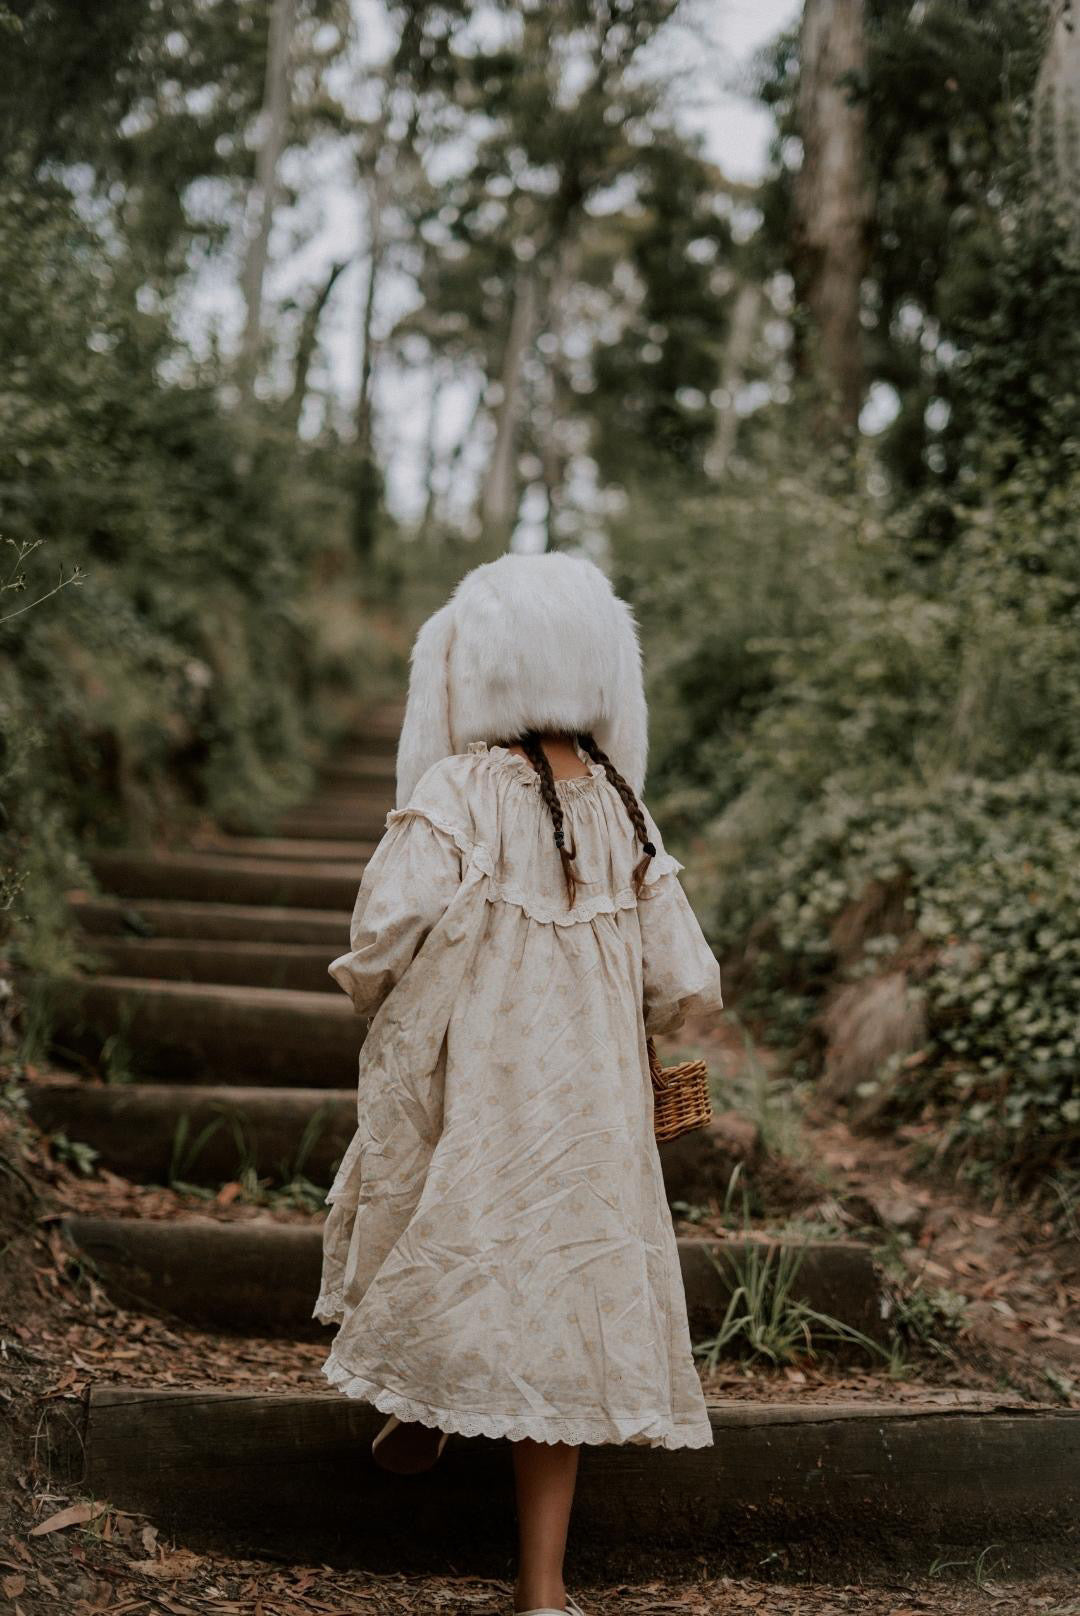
[538,240,577,551]
[706,280,762,477]
[238,0,297,405]
[355,173,387,447]
[480,264,538,548]
[351,152,391,560]
[792,0,870,438]
[1033,0,1080,238]
[285,260,347,436]
[438,383,485,530]
[417,367,444,541]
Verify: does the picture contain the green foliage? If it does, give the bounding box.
[693,1183,890,1369]
[0,0,352,276]
[617,443,1080,1184]
[49,1132,100,1178]
[0,170,390,978]
[764,772,1080,1174]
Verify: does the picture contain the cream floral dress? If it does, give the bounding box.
[315,741,724,1449]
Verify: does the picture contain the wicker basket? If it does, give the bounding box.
[647,1038,712,1144]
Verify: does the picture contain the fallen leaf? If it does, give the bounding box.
[29,1501,99,1536]
[127,1550,203,1580]
[2,1573,26,1598]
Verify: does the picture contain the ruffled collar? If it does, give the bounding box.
[467,740,606,796]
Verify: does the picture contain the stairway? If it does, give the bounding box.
[28,704,1080,1581]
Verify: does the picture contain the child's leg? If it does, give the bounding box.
[511,1439,580,1612]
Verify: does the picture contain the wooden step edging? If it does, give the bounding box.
[61,1216,886,1346]
[318,761,396,788]
[270,811,391,840]
[28,1084,357,1186]
[73,936,341,994]
[88,850,365,911]
[68,895,351,946]
[52,1386,1080,1576]
[38,977,363,1085]
[189,835,378,863]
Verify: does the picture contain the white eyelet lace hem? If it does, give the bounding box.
[319,1351,715,1450]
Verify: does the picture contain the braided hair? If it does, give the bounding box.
[512,730,656,908]
[518,731,578,908]
[576,732,656,895]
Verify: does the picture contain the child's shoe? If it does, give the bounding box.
[370,1413,449,1474]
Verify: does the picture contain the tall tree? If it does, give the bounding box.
[480,262,538,545]
[758,1,1049,500]
[706,281,762,478]
[792,0,870,438]
[238,0,298,405]
[285,258,347,434]
[1033,0,1080,235]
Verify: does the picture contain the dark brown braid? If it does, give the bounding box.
[518,730,578,907]
[576,732,657,895]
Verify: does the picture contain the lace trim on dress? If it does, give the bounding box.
[384,805,496,876]
[319,1352,715,1450]
[313,1288,345,1324]
[383,805,684,926]
[476,741,608,796]
[484,869,680,926]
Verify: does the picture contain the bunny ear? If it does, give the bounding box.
[395,603,455,807]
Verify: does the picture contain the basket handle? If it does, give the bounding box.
[646,1036,670,1089]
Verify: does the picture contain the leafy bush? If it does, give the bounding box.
[614,451,1080,1184]
[763,772,1080,1176]
[0,181,396,974]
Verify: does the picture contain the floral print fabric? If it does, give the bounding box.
[316,742,724,1448]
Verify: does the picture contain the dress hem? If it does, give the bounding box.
[318,1351,715,1451]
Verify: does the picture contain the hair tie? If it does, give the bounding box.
[642,840,656,857]
[554,830,565,848]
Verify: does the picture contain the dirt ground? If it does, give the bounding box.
[2,1012,1079,1615]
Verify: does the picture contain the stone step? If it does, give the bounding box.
[68,895,349,945]
[55,1386,1079,1576]
[89,849,363,910]
[75,936,339,993]
[43,977,362,1084]
[62,1216,885,1345]
[29,1084,354,1185]
[190,834,377,863]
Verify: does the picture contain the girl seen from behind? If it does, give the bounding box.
[316,554,724,1615]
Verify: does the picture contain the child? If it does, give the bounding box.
[315,553,724,1616]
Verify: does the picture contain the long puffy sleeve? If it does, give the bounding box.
[638,871,724,1037]
[327,809,463,1018]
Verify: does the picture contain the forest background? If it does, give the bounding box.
[1,0,1078,1205]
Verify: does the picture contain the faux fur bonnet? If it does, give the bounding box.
[395,553,648,808]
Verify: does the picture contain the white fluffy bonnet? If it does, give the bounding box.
[395,553,648,808]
